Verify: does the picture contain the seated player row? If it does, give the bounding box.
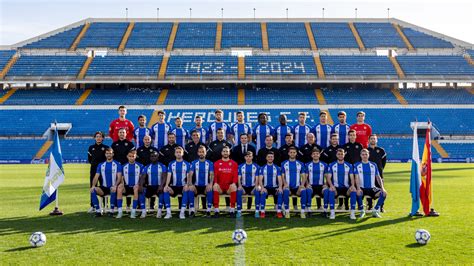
[89,144,387,220]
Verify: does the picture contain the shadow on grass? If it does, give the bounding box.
[4,246,36,252]
[386,167,474,177]
[216,243,237,248]
[405,243,425,248]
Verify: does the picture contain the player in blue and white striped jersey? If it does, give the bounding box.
[208,109,232,142]
[281,147,307,218]
[231,111,252,147]
[256,151,283,218]
[312,111,333,149]
[274,114,292,149]
[90,148,123,217]
[165,146,192,219]
[354,149,387,219]
[171,117,190,148]
[292,112,311,148]
[150,110,173,150]
[253,113,274,154]
[139,151,168,219]
[236,151,259,218]
[116,150,144,219]
[188,145,214,217]
[331,111,351,146]
[133,115,151,148]
[326,148,357,220]
[191,115,208,144]
[303,148,329,216]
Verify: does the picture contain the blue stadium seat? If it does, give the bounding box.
[0,50,15,70]
[320,56,397,76]
[77,22,129,48]
[399,88,474,104]
[5,89,83,105]
[267,23,310,49]
[440,143,474,159]
[221,23,262,48]
[311,23,359,48]
[86,56,163,77]
[322,87,399,104]
[166,56,238,76]
[0,139,45,162]
[396,56,474,76]
[377,137,441,160]
[355,23,406,48]
[126,22,173,49]
[23,26,84,49]
[402,27,454,48]
[173,23,217,49]
[245,88,316,104]
[245,56,317,75]
[84,89,162,105]
[164,88,238,105]
[6,55,87,77]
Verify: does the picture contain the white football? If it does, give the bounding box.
[29,232,47,247]
[232,229,247,244]
[415,229,431,245]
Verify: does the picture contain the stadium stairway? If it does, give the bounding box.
[392,23,415,51]
[389,56,406,79]
[313,56,325,79]
[432,140,449,158]
[166,22,179,51]
[77,56,93,79]
[158,55,170,80]
[0,88,17,104]
[215,22,222,51]
[390,87,409,105]
[69,22,90,51]
[0,53,18,79]
[348,22,366,50]
[260,22,269,51]
[118,22,135,52]
[238,87,245,105]
[34,140,52,160]
[464,54,474,66]
[75,89,92,105]
[238,56,245,80]
[304,22,318,51]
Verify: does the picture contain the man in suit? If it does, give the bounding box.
[232,133,256,165]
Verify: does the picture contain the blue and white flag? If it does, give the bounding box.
[409,123,421,216]
[39,128,65,210]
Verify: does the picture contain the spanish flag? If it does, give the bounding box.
[419,123,432,215]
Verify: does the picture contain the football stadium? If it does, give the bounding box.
[0,3,473,264]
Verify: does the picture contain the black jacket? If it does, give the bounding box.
[185,141,208,163]
[88,143,109,166]
[207,139,233,162]
[136,145,159,166]
[321,145,341,164]
[231,143,256,165]
[159,143,180,166]
[368,146,387,177]
[257,147,281,166]
[112,139,134,165]
[343,141,363,165]
[298,143,323,163]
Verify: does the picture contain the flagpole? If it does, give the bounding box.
[427,121,439,216]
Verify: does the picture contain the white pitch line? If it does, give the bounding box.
[234,216,245,266]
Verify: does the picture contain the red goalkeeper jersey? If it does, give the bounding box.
[214,159,238,187]
[350,123,372,148]
[109,118,135,142]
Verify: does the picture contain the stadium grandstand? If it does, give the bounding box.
[0,17,472,164]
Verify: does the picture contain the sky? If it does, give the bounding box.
[0,0,472,46]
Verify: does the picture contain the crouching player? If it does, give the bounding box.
[90,148,122,217]
[256,152,283,218]
[165,146,192,219]
[237,151,259,218]
[139,151,169,219]
[281,147,307,219]
[304,148,329,217]
[354,149,387,218]
[188,145,215,217]
[213,146,238,218]
[116,150,143,218]
[326,148,357,220]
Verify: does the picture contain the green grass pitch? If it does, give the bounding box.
[0,163,473,264]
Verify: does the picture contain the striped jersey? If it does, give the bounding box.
[292,124,311,148]
[259,164,281,188]
[231,123,252,146]
[190,159,214,186]
[171,127,189,148]
[144,162,167,186]
[328,161,353,188]
[133,127,151,147]
[208,121,231,142]
[354,161,380,188]
[313,123,332,149]
[274,125,292,149]
[168,160,191,187]
[281,159,305,189]
[253,124,274,153]
[150,122,172,150]
[238,162,259,187]
[332,123,351,146]
[123,162,143,187]
[305,161,328,186]
[96,160,122,188]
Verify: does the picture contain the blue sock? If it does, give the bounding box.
[261,192,268,211]
[206,191,213,209]
[158,194,164,209]
[350,191,357,210]
[323,189,329,209]
[163,192,171,209]
[277,192,283,211]
[139,192,146,209]
[91,190,100,209]
[283,189,290,210]
[110,192,117,210]
[188,190,195,209]
[254,191,261,211]
[132,199,138,209]
[357,195,363,210]
[329,191,335,210]
[375,195,386,210]
[181,190,188,209]
[300,189,307,210]
[117,199,123,209]
[237,189,243,211]
[306,189,313,209]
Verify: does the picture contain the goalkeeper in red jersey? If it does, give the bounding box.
[213,146,238,218]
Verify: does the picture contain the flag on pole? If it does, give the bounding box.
[409,123,421,216]
[39,127,65,210]
[420,123,432,215]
